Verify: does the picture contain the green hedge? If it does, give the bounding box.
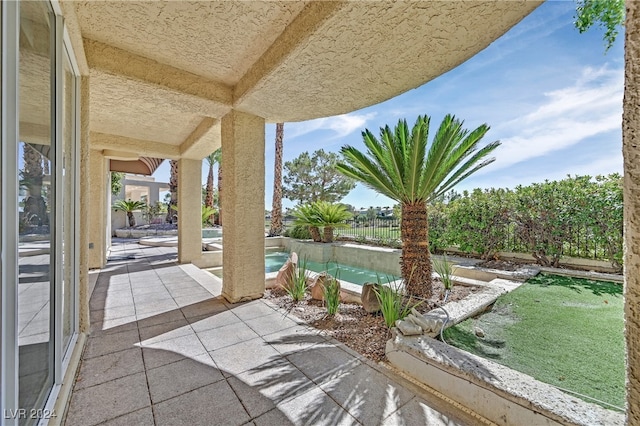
[439,174,623,268]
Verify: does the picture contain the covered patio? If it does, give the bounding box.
[64,241,479,425]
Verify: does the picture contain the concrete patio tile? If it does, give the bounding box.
[188,309,239,333]
[100,407,154,426]
[130,279,165,290]
[208,338,282,376]
[83,329,140,360]
[75,348,144,390]
[89,316,138,335]
[90,305,137,323]
[252,408,295,426]
[135,308,185,329]
[173,293,213,307]
[133,290,174,303]
[243,312,300,337]
[131,285,167,297]
[147,356,225,403]
[197,322,261,351]
[89,288,133,306]
[381,397,465,426]
[230,300,277,321]
[181,298,229,319]
[66,372,150,426]
[142,347,188,370]
[263,387,359,426]
[286,344,361,386]
[320,363,415,426]
[262,325,329,356]
[153,381,250,426]
[227,358,316,418]
[139,333,208,369]
[135,299,179,316]
[102,281,131,292]
[137,318,192,342]
[90,294,135,312]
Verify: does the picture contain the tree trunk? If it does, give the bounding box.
[127,211,136,228]
[166,160,178,223]
[323,226,334,243]
[269,123,284,236]
[205,163,214,209]
[205,161,214,225]
[22,143,46,225]
[216,157,222,226]
[309,226,322,242]
[400,201,432,299]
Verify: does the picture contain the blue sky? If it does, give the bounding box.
[155,1,624,211]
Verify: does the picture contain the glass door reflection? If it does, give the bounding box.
[18,1,54,422]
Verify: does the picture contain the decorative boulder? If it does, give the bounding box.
[275,252,298,291]
[395,319,423,336]
[361,282,382,313]
[310,272,337,301]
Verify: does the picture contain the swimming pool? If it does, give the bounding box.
[267,251,397,285]
[208,251,398,286]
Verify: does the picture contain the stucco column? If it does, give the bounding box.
[79,76,90,332]
[221,110,265,303]
[88,148,107,269]
[177,158,202,263]
[624,2,640,423]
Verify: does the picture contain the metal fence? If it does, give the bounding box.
[298,216,620,263]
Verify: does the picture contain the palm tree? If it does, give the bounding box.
[21,143,47,226]
[113,199,147,228]
[292,203,322,242]
[215,149,223,226]
[314,201,352,243]
[166,160,178,223]
[269,123,285,236]
[337,114,500,298]
[204,149,221,225]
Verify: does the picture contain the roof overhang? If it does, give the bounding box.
[56,0,542,161]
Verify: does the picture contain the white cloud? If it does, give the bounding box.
[284,112,377,141]
[483,66,623,172]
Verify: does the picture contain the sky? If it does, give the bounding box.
[153,1,624,211]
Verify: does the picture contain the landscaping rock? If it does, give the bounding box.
[474,327,485,338]
[310,272,337,301]
[395,320,423,336]
[361,283,382,313]
[275,253,298,290]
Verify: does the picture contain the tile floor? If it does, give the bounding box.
[63,240,478,426]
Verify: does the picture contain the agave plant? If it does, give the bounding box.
[313,201,352,243]
[113,199,146,228]
[292,203,323,242]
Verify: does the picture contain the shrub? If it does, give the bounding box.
[323,274,341,316]
[374,277,422,328]
[433,255,455,301]
[447,188,512,259]
[286,224,312,240]
[283,258,308,302]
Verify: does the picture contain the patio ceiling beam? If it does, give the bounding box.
[179,117,221,160]
[84,39,233,111]
[90,131,180,159]
[233,1,345,109]
[58,1,89,74]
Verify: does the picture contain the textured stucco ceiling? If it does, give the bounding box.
[62,0,541,159]
[72,1,308,86]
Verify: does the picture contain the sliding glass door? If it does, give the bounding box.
[17,2,54,420]
[1,1,80,423]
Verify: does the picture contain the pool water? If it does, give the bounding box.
[267,251,398,285]
[208,251,398,286]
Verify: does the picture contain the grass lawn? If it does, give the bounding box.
[443,273,625,410]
